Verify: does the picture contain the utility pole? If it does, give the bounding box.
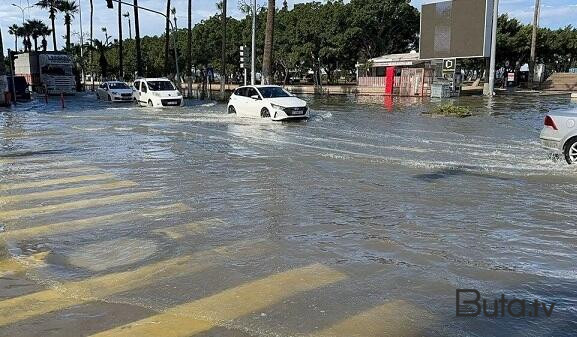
[487,0,499,96]
[118,0,123,80]
[529,0,541,90]
[79,0,85,88]
[251,0,256,85]
[221,0,227,97]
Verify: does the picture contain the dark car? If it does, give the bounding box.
[7,76,32,101]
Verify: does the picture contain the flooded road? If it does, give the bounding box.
[1,93,576,336]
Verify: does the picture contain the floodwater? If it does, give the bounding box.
[0,92,576,337]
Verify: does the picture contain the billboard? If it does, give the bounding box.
[420,0,494,59]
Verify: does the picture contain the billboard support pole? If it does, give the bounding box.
[487,0,499,96]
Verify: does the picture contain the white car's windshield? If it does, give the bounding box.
[148,81,176,91]
[109,82,130,89]
[258,87,291,98]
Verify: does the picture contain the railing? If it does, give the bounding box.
[358,76,385,87]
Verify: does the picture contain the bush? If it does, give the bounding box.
[425,103,472,118]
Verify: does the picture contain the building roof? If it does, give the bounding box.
[357,52,426,68]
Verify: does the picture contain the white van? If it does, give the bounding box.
[132,78,184,107]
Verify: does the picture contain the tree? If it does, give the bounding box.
[26,19,47,51]
[134,0,143,76]
[187,0,192,81]
[39,24,52,51]
[58,0,79,51]
[89,37,111,79]
[220,0,227,94]
[22,21,33,52]
[262,0,275,84]
[36,0,60,51]
[8,24,20,51]
[164,0,171,74]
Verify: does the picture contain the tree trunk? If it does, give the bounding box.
[0,30,6,75]
[118,1,123,79]
[262,0,275,84]
[165,0,171,75]
[66,16,71,50]
[51,14,57,51]
[34,38,38,51]
[14,36,18,51]
[221,0,227,95]
[134,0,143,76]
[90,0,94,90]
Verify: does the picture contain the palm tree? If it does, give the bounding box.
[22,21,33,52]
[36,0,60,51]
[89,0,94,90]
[26,19,46,51]
[58,0,79,51]
[88,38,111,79]
[262,0,275,84]
[117,0,123,79]
[8,24,20,51]
[39,25,52,51]
[134,0,143,76]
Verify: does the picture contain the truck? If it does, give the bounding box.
[13,51,76,95]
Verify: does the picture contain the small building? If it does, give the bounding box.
[356,52,434,97]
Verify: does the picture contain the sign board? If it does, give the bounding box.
[420,0,494,59]
[507,72,515,82]
[442,58,456,72]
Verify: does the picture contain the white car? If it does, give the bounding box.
[96,81,134,102]
[133,78,184,107]
[227,85,309,121]
[540,111,577,164]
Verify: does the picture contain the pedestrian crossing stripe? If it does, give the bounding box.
[312,300,432,337]
[0,180,137,204]
[0,191,160,220]
[4,166,104,180]
[0,240,270,327]
[0,173,117,191]
[2,203,189,241]
[153,218,227,240]
[88,264,346,337]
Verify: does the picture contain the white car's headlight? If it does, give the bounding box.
[271,104,285,111]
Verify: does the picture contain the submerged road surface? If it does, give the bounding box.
[1,93,576,336]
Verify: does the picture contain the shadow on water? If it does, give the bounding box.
[414,166,513,182]
[0,148,77,158]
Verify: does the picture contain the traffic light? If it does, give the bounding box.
[106,0,113,9]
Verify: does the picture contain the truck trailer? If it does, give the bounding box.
[13,52,76,95]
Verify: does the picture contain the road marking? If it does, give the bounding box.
[1,160,85,170]
[5,166,104,180]
[89,264,347,337]
[153,218,227,239]
[0,173,116,191]
[3,203,189,241]
[0,181,138,204]
[0,252,50,277]
[312,300,432,337]
[0,240,269,327]
[0,191,160,221]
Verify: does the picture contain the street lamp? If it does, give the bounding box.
[251,0,256,85]
[12,3,34,25]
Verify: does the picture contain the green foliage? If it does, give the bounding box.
[69,0,420,83]
[426,104,472,118]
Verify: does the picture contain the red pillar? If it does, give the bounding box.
[385,67,395,95]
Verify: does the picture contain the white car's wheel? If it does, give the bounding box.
[261,107,271,118]
[108,94,112,102]
[148,100,154,107]
[228,105,236,114]
[564,138,577,164]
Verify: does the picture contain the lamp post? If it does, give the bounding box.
[487,0,499,96]
[11,3,34,25]
[123,12,132,40]
[251,0,256,85]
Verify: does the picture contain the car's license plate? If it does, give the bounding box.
[292,109,304,115]
[168,101,178,105]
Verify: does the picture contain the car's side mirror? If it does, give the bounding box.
[251,95,260,100]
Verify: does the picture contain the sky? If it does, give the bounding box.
[0,0,576,53]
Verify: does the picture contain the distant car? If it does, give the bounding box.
[540,111,577,164]
[227,85,309,121]
[7,76,31,101]
[96,81,133,102]
[132,78,183,107]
